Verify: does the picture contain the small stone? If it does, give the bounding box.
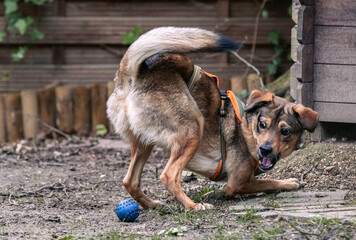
[274,215,284,222]
[325,166,335,172]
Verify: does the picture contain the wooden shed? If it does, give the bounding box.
[291,0,356,140]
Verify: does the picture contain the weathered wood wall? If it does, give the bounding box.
[0,0,292,93]
[291,0,356,139]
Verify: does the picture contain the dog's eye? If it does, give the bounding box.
[259,121,267,129]
[280,128,290,136]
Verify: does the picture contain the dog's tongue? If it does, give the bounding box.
[262,157,272,167]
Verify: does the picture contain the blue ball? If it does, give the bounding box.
[115,199,140,222]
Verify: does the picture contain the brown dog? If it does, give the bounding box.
[107,27,319,210]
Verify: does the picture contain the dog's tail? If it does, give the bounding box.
[123,27,241,77]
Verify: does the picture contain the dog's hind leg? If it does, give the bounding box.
[122,140,161,209]
[160,122,210,210]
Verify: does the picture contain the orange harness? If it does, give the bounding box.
[187,65,258,181]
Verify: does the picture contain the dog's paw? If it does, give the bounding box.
[141,199,163,209]
[283,178,300,190]
[192,203,214,211]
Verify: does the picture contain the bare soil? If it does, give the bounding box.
[0,135,355,240]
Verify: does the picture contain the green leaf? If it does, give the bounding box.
[6,12,22,29]
[4,0,18,16]
[267,63,277,75]
[288,4,293,17]
[30,28,44,41]
[96,124,107,136]
[267,28,280,45]
[273,56,282,65]
[262,10,268,19]
[25,0,48,5]
[287,51,292,61]
[132,25,141,36]
[0,31,6,42]
[122,25,142,45]
[14,19,28,35]
[25,16,34,26]
[11,46,28,62]
[2,72,10,81]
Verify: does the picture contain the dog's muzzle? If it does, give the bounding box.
[258,155,279,171]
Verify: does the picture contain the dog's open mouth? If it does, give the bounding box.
[258,155,279,171]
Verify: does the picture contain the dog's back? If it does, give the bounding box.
[107,27,240,149]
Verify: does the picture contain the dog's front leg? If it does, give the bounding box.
[225,161,299,195]
[226,174,299,195]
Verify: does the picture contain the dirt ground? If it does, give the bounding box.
[0,135,355,240]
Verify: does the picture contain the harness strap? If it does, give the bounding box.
[187,65,201,92]
[187,65,254,181]
[210,91,228,181]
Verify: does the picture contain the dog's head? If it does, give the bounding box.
[242,90,319,172]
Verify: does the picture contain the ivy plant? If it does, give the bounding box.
[1,0,53,62]
[265,5,293,76]
[122,25,142,45]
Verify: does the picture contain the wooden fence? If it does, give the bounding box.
[0,0,293,92]
[0,82,115,143]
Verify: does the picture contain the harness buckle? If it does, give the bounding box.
[219,91,228,118]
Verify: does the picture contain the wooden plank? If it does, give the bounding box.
[230,191,356,220]
[107,81,115,133]
[54,0,66,16]
[217,0,230,18]
[91,84,108,133]
[65,46,125,64]
[297,6,315,44]
[231,0,292,18]
[38,88,56,136]
[314,64,356,103]
[0,17,293,45]
[0,95,6,143]
[298,44,313,82]
[55,86,74,134]
[53,0,66,65]
[292,0,301,24]
[65,0,290,18]
[315,0,356,27]
[314,26,356,65]
[291,26,298,62]
[66,1,217,17]
[4,93,23,142]
[0,47,52,64]
[299,0,315,6]
[290,76,313,108]
[73,85,91,136]
[230,76,246,94]
[0,4,4,17]
[247,74,260,92]
[0,63,292,92]
[21,90,39,139]
[314,102,356,123]
[216,0,229,64]
[290,45,313,83]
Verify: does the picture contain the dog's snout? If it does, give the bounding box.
[259,144,273,156]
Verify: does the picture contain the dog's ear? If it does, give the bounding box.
[244,90,275,113]
[293,104,319,132]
